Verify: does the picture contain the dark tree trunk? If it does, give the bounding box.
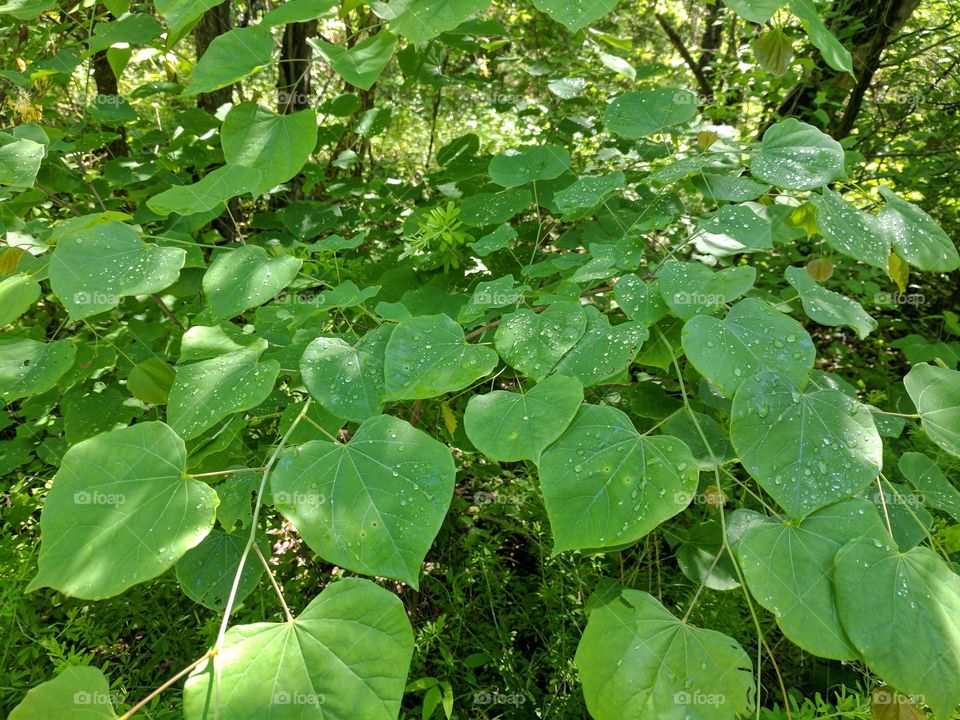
[91,51,128,158]
[277,21,317,113]
[193,2,234,114]
[765,0,920,138]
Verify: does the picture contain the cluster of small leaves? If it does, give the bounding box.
[3,1,960,719]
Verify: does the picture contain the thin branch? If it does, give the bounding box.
[655,13,713,101]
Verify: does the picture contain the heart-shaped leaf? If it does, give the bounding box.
[614,275,668,326]
[731,371,883,516]
[904,362,960,457]
[575,586,754,720]
[383,314,498,400]
[750,118,845,190]
[494,301,587,381]
[898,452,960,521]
[202,245,302,320]
[659,261,757,320]
[539,404,698,552]
[464,375,583,462]
[552,306,648,386]
[27,422,218,599]
[532,0,618,31]
[733,499,887,659]
[488,145,571,187]
[168,340,280,440]
[834,540,960,720]
[183,578,413,720]
[682,297,815,397]
[49,218,185,320]
[811,189,888,269]
[389,0,491,44]
[270,414,455,586]
[603,88,698,139]
[878,186,960,272]
[175,529,266,611]
[9,666,117,719]
[301,325,393,422]
[785,266,877,339]
[184,26,274,96]
[310,31,396,91]
[0,338,76,402]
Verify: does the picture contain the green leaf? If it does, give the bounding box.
[533,0,618,31]
[695,202,773,255]
[27,422,217,599]
[575,587,754,720]
[539,404,698,552]
[488,145,571,187]
[810,189,888,269]
[554,172,625,220]
[659,260,756,320]
[310,31,396,90]
[300,325,393,422]
[785,266,877,339]
[904,362,960,457]
[168,340,280,440]
[603,89,698,139]
[153,0,226,41]
[175,529,264,610]
[834,540,960,720]
[877,187,960,272]
[221,103,318,194]
[898,452,960,521]
[0,338,76,402]
[753,28,793,74]
[184,26,274,96]
[613,275,668,326]
[471,224,516,256]
[202,245,302,320]
[464,375,583,462]
[552,306,648,387]
[0,0,56,21]
[49,219,185,320]
[383,314,498,400]
[271,415,455,586]
[0,137,45,187]
[126,357,176,405]
[731,371,883,516]
[183,578,413,719]
[0,273,41,325]
[147,164,262,217]
[494,301,587,381]
[789,0,853,74]
[682,297,815,398]
[262,0,336,27]
[750,118,845,190]
[390,0,491,44]
[87,13,163,54]
[9,666,117,719]
[734,499,887,659]
[723,0,785,23]
[459,189,531,226]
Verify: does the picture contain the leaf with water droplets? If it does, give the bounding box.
[0,337,76,402]
[694,202,773,256]
[464,375,582,462]
[904,362,960,457]
[27,422,217,599]
[532,0,618,31]
[494,301,587,381]
[785,265,877,339]
[811,189,888,269]
[603,88,698,139]
[488,145,571,187]
[270,414,455,587]
[614,275,668,326]
[183,578,413,720]
[202,245,302,320]
[750,118,845,191]
[168,339,280,439]
[383,314,497,400]
[730,371,883,516]
[659,260,756,320]
[877,186,960,272]
[552,306,648,387]
[49,218,185,320]
[682,297,815,398]
[733,498,887,659]
[898,452,960,521]
[175,528,266,610]
[834,539,960,720]
[539,404,698,553]
[575,586,754,720]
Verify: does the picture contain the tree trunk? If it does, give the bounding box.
[91,51,128,158]
[277,21,317,113]
[765,0,920,138]
[193,2,234,114]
